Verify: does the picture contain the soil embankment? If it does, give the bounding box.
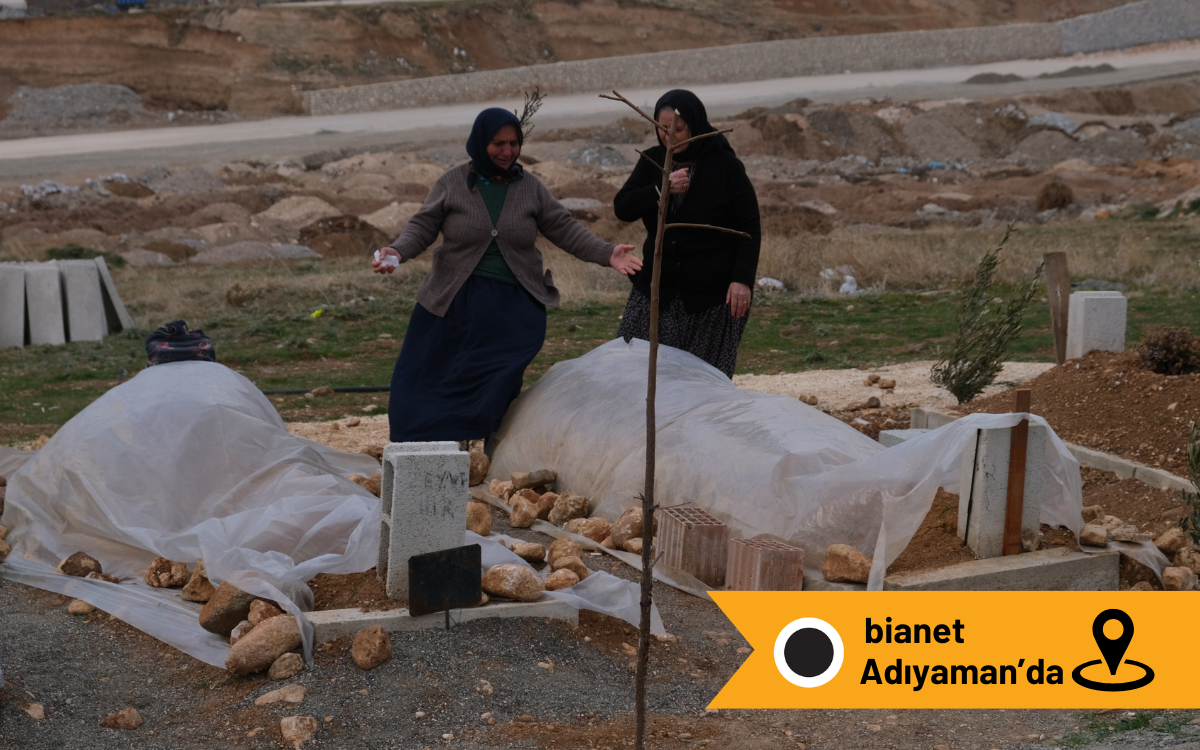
[0,0,1137,124]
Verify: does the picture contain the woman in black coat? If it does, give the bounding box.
[613,89,761,378]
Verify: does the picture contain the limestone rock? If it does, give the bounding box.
[536,492,558,521]
[200,582,257,636]
[1119,552,1158,588]
[877,378,896,389]
[1080,505,1105,523]
[512,469,556,491]
[68,599,96,615]
[1021,527,1043,553]
[249,599,284,626]
[489,479,513,499]
[545,569,580,591]
[1080,523,1109,547]
[547,537,582,566]
[1130,581,1155,591]
[481,563,545,602]
[822,544,871,584]
[466,502,492,536]
[565,517,612,543]
[269,652,305,681]
[1175,547,1200,574]
[469,451,490,486]
[511,487,540,508]
[601,536,616,549]
[1109,525,1151,543]
[0,525,8,541]
[230,620,254,645]
[548,492,589,526]
[510,541,546,564]
[1163,566,1198,591]
[352,624,392,670]
[180,559,216,602]
[86,571,120,583]
[143,557,190,588]
[349,473,381,497]
[611,508,655,547]
[1154,527,1189,557]
[509,497,539,528]
[0,539,9,564]
[255,684,306,705]
[100,707,143,730]
[280,715,319,750]
[621,538,644,555]
[550,555,591,582]
[57,551,103,577]
[1101,515,1125,531]
[226,614,302,674]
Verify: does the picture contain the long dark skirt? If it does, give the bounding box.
[617,289,749,378]
[388,276,546,442]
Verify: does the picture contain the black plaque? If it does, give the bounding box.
[408,544,482,618]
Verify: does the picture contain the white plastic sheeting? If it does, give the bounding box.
[0,361,382,668]
[488,339,1168,589]
[0,362,662,669]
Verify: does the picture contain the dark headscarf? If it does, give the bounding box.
[466,107,525,190]
[145,320,216,366]
[653,89,734,160]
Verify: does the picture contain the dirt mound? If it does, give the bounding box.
[298,215,390,259]
[957,350,1200,477]
[550,179,618,204]
[758,203,835,235]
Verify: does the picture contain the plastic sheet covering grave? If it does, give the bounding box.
[0,361,662,669]
[489,339,1171,589]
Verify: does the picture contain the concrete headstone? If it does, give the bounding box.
[0,264,25,348]
[1065,291,1126,360]
[59,260,106,342]
[957,425,1046,559]
[23,261,65,345]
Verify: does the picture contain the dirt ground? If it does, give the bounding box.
[958,349,1200,477]
[0,0,1137,124]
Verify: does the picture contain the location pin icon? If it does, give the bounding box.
[1092,609,1134,676]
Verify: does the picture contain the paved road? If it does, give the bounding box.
[2,42,1198,181]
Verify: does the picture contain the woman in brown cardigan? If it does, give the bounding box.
[373,108,641,443]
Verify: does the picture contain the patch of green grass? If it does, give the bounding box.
[3,286,1198,444]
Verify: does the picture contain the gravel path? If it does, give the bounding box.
[3,503,1199,750]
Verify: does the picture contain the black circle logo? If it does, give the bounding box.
[774,618,844,687]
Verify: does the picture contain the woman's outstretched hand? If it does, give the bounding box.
[372,247,401,274]
[609,245,642,276]
[727,281,752,318]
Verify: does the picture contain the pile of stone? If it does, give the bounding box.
[1079,505,1200,591]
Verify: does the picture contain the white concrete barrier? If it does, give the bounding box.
[1066,291,1127,360]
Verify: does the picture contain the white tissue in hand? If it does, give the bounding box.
[374,250,400,268]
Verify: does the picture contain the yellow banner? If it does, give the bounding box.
[709,592,1199,709]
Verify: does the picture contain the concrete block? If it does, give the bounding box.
[94,257,134,332]
[957,425,1046,559]
[380,442,469,600]
[0,264,25,348]
[1132,465,1194,493]
[59,260,106,342]
[911,407,961,429]
[802,569,865,592]
[659,507,730,588]
[879,428,930,448]
[1066,291,1126,360]
[306,598,578,644]
[23,261,65,346]
[1065,443,1136,479]
[726,538,804,591]
[884,547,1120,591]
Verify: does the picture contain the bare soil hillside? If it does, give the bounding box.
[0,0,1137,120]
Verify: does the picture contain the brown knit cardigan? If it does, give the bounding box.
[388,164,614,317]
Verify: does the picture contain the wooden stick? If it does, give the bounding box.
[635,150,666,174]
[600,91,667,132]
[673,128,734,149]
[664,223,751,238]
[1043,252,1070,365]
[1003,389,1032,556]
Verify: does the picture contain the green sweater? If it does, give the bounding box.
[471,179,518,285]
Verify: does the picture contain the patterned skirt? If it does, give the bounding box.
[617,289,749,378]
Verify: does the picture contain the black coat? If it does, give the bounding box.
[614,144,761,312]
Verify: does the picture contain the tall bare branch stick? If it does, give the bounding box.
[601,90,739,750]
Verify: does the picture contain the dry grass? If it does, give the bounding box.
[102,216,1200,328]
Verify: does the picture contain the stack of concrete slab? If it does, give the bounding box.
[0,259,134,348]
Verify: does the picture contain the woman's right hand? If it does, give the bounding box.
[372,247,401,274]
[668,168,690,195]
